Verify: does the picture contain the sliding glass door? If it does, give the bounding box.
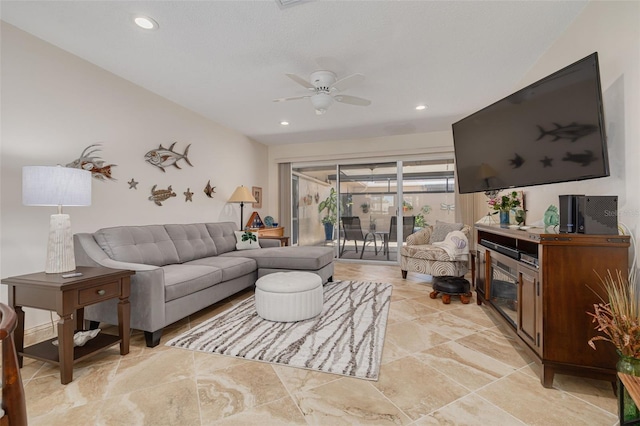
[291,158,455,263]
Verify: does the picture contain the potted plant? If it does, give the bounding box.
[487,191,521,225]
[588,269,640,421]
[402,200,413,213]
[318,188,337,241]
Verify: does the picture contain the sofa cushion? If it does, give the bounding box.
[221,246,334,271]
[165,223,218,262]
[430,221,464,243]
[94,225,180,266]
[205,222,239,255]
[186,256,257,282]
[162,264,223,302]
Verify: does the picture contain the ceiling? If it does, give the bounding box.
[0,1,587,146]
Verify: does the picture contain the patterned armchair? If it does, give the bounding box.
[400,224,471,279]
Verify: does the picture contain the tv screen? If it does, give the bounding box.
[452,52,609,194]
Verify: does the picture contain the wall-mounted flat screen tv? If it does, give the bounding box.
[452,52,609,194]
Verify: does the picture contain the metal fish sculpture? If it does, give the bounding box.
[204,180,216,198]
[562,150,596,167]
[149,185,176,206]
[144,142,193,172]
[536,122,598,142]
[66,144,117,181]
[509,153,524,168]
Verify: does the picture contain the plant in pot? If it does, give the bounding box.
[318,188,337,241]
[588,269,639,422]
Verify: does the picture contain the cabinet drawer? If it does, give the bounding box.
[78,281,120,305]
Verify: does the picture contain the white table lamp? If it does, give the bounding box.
[23,166,92,273]
[228,185,257,230]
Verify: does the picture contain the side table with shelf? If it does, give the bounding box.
[1,266,134,384]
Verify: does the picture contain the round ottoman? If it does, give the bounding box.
[255,271,323,322]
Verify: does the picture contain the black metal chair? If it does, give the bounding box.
[340,216,378,258]
[384,216,416,260]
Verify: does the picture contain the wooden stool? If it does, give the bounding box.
[430,276,472,304]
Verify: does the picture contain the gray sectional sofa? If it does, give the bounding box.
[74,222,334,347]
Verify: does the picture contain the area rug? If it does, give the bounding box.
[166,280,392,380]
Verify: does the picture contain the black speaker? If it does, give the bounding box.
[559,194,583,233]
[577,195,618,235]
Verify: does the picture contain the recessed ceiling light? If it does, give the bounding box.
[415,105,427,111]
[280,121,290,126]
[134,16,159,30]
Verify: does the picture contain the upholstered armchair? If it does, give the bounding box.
[400,223,471,279]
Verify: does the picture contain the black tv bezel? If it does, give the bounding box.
[452,52,609,194]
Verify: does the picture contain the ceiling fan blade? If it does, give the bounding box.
[331,73,365,92]
[273,95,309,102]
[334,94,371,106]
[285,73,315,90]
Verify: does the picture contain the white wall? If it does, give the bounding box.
[0,24,269,328]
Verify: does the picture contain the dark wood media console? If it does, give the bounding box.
[474,224,630,388]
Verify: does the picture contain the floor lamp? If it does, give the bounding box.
[228,185,257,230]
[22,166,92,274]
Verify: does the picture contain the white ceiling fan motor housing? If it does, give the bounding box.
[310,70,337,92]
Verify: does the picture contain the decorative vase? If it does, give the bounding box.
[323,222,334,241]
[617,351,640,422]
[499,211,510,225]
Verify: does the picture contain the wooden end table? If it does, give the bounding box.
[1,266,134,384]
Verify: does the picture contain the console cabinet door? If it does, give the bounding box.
[518,264,541,355]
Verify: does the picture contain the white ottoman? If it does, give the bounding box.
[255,271,324,322]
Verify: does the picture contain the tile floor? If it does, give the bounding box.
[17,262,620,425]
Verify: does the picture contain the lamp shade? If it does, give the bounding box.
[228,185,257,203]
[23,166,92,206]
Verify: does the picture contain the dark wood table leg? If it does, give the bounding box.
[58,312,75,384]
[14,306,25,368]
[118,278,131,355]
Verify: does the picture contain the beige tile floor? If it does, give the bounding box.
[16,262,620,425]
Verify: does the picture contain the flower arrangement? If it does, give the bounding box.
[488,191,521,213]
[588,270,640,357]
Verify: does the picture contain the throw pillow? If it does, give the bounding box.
[235,230,261,250]
[430,220,464,243]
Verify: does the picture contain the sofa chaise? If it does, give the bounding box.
[74,222,334,347]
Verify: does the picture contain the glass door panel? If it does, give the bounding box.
[337,162,397,261]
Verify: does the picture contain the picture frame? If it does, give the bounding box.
[252,186,262,208]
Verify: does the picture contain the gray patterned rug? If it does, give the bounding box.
[166,280,392,380]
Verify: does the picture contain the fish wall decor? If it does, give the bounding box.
[204,180,216,198]
[149,185,176,206]
[144,142,193,172]
[509,153,524,168]
[66,144,117,181]
[536,122,597,142]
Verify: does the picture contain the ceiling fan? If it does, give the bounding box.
[273,70,371,115]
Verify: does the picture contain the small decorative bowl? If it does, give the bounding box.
[272,222,278,227]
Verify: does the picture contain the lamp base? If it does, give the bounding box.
[45,214,76,274]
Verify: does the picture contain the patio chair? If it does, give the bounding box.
[340,216,378,258]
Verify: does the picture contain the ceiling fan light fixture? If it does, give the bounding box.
[310,93,333,114]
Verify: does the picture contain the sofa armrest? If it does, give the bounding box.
[406,227,432,245]
[74,233,166,332]
[259,239,281,248]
